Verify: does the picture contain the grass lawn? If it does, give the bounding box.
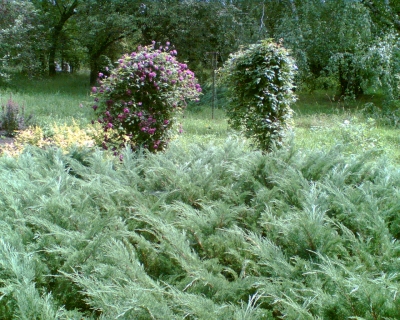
[1,72,399,163]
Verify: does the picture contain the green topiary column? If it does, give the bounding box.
[220,39,297,151]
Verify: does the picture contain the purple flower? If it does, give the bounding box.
[91,87,97,93]
[107,123,113,129]
[98,73,104,78]
[123,107,130,113]
[92,105,98,111]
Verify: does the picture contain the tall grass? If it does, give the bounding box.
[0,73,92,128]
[1,74,399,163]
[292,90,400,163]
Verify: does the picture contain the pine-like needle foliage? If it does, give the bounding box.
[0,140,399,319]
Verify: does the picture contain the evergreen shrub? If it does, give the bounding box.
[91,42,202,154]
[220,39,297,150]
[0,141,399,318]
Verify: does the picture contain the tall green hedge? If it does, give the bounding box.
[220,39,297,150]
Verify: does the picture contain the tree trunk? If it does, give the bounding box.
[90,59,100,86]
[47,0,79,76]
[48,27,61,77]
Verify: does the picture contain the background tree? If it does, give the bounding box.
[1,0,399,104]
[76,0,142,85]
[273,0,399,100]
[362,0,400,34]
[0,0,47,79]
[139,0,257,82]
[32,0,79,76]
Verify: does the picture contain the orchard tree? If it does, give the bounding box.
[31,0,79,76]
[362,0,400,34]
[76,0,142,85]
[0,0,46,79]
[360,0,400,101]
[274,0,393,99]
[139,0,257,82]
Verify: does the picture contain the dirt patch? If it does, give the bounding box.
[0,130,16,146]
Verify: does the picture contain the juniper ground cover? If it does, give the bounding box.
[0,74,399,319]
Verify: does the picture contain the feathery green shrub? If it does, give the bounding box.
[0,140,399,318]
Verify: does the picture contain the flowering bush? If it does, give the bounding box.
[91,42,202,154]
[0,96,31,137]
[220,40,297,151]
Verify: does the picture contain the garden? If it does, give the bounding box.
[0,37,399,319]
[1,0,400,318]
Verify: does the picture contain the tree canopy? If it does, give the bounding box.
[0,0,399,99]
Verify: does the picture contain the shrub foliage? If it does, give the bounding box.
[91,42,202,153]
[220,39,297,150]
[0,140,399,319]
[0,96,30,137]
